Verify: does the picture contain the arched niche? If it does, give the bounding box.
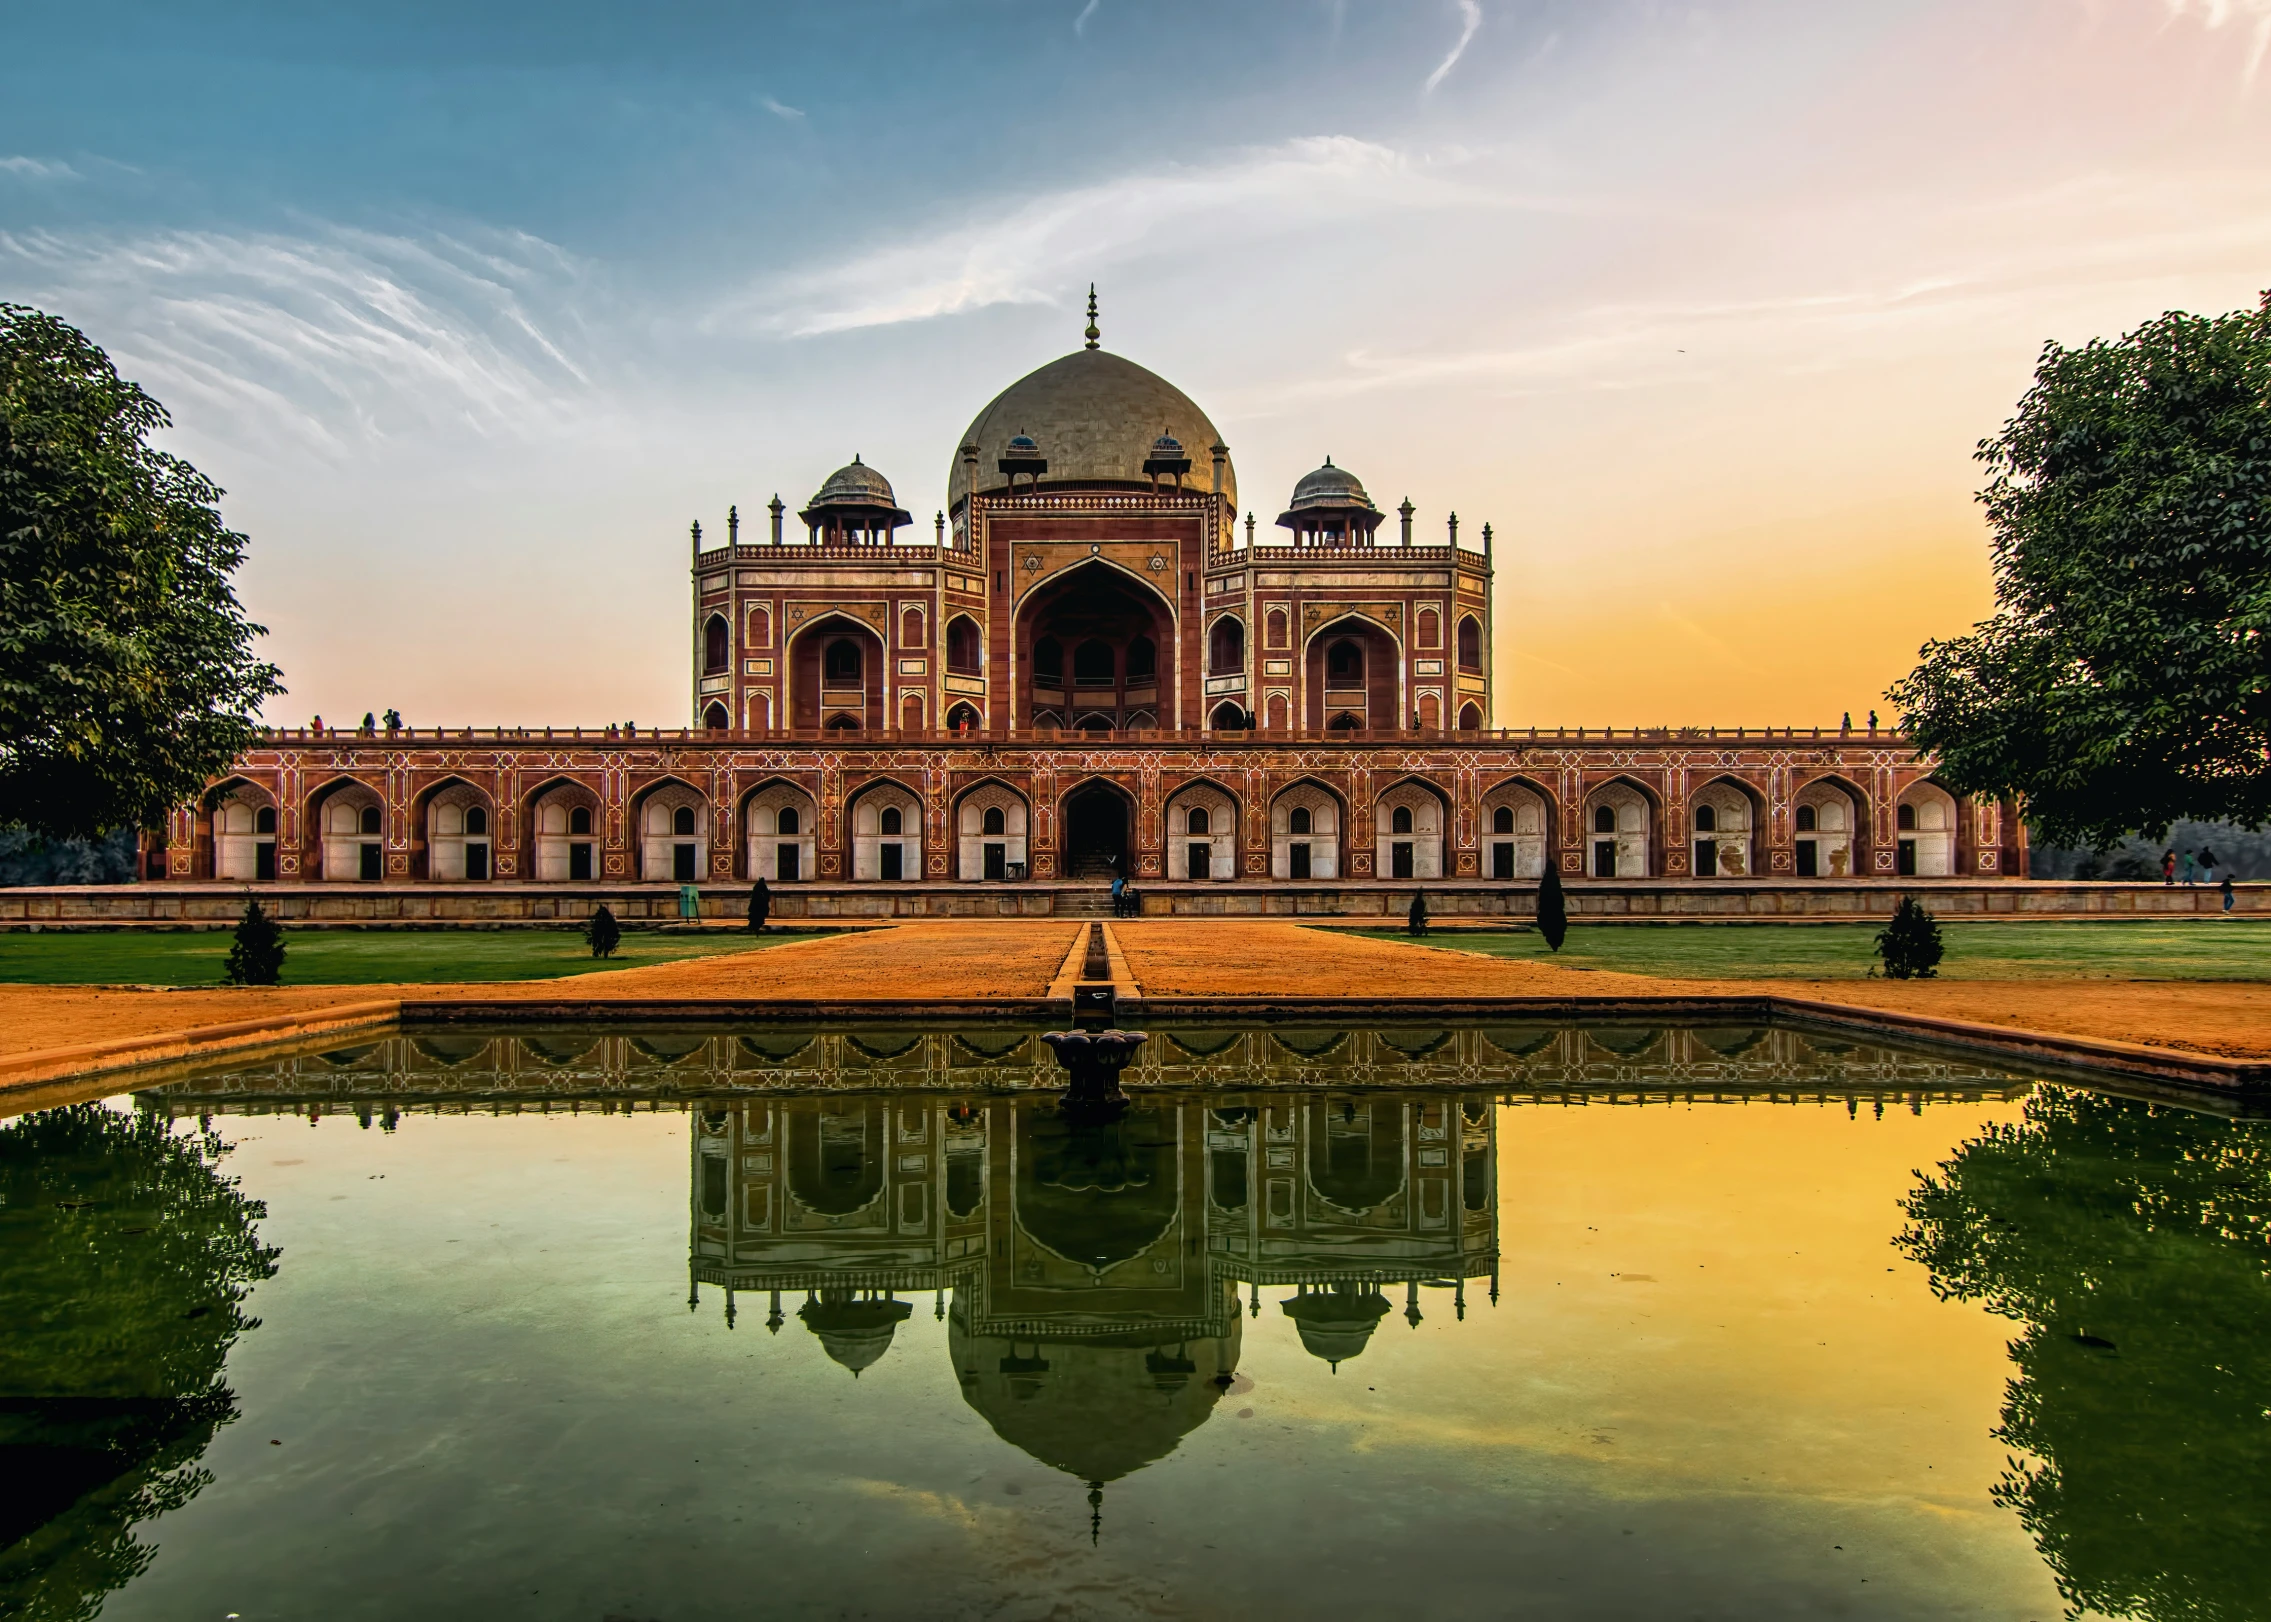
[210,779,278,881]
[743,779,818,882]
[1481,779,1550,880]
[1163,780,1238,881]
[787,613,885,731]
[419,779,496,882]
[528,779,601,882]
[1270,780,1342,880]
[1303,614,1400,731]
[1896,781,1959,876]
[1582,779,1653,878]
[1793,775,1867,878]
[849,778,922,882]
[309,778,385,883]
[1015,559,1175,732]
[954,781,1030,881]
[1373,779,1447,881]
[635,779,709,882]
[1689,777,1762,879]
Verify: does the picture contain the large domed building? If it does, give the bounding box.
[158,292,2014,899]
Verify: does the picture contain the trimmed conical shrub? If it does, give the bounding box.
[222,897,286,985]
[1876,894,1944,979]
[585,904,622,960]
[1536,863,1568,952]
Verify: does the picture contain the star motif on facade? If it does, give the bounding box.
[1147,555,1166,571]
[1022,555,1042,571]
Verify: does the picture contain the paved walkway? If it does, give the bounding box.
[1,919,2264,1096]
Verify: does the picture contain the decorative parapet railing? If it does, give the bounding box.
[248,722,1914,749]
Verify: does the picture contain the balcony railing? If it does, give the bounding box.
[252,723,1909,749]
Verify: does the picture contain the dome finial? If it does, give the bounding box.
[1083,284,1100,350]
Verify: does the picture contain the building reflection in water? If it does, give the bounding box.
[690,1090,1498,1521]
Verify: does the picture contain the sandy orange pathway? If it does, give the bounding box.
[1111,918,1664,998]
[1712,978,2271,1060]
[451,919,1080,1004]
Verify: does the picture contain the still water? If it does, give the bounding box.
[2,1023,2265,1621]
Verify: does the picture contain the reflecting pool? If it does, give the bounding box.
[2,1023,2264,1620]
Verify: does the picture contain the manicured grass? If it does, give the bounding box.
[0,927,793,987]
[1351,918,2271,981]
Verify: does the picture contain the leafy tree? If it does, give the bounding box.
[1536,863,1568,951]
[1,305,283,841]
[1888,293,2271,847]
[584,903,620,959]
[220,896,285,986]
[0,1103,279,1619]
[1900,1091,2271,1621]
[1875,894,1944,978]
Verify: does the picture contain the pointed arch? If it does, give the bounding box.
[1688,774,1765,879]
[1580,775,1659,879]
[739,775,819,882]
[1164,776,1241,881]
[526,774,605,882]
[846,775,925,881]
[632,775,710,882]
[1269,777,1346,880]
[1791,771,1869,879]
[206,775,278,881]
[413,775,498,882]
[952,777,1031,881]
[1373,775,1450,881]
[306,774,387,883]
[1481,773,1555,881]
[702,613,731,676]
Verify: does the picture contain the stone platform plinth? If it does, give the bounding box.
[0,877,2255,928]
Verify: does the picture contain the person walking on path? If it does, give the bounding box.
[2162,850,2177,884]
[2181,850,2197,885]
[1109,873,1126,917]
[2222,875,2236,913]
[747,876,770,933]
[2201,847,2220,885]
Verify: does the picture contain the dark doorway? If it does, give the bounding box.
[983,843,1006,881]
[1391,841,1414,879]
[359,842,382,881]
[467,844,490,881]
[1897,839,1917,876]
[1592,840,1616,878]
[1491,843,1513,880]
[255,842,277,880]
[673,843,697,881]
[1795,840,1818,877]
[1188,841,1210,879]
[570,842,593,880]
[1290,842,1312,880]
[1695,839,1718,877]
[778,844,800,881]
[881,844,903,881]
[1063,784,1130,879]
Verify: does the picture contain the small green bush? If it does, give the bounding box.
[1876,895,1945,979]
[221,896,286,985]
[584,904,621,960]
[1536,864,1568,952]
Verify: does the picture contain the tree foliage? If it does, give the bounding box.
[0,1104,279,1619]
[1874,894,1944,979]
[220,896,285,986]
[0,305,283,841]
[584,903,620,959]
[1536,863,1568,951]
[1900,1090,2271,1621]
[1888,293,2271,847]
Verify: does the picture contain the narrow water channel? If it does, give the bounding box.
[3,1023,2263,1620]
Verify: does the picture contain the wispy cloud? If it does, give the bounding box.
[759,95,805,121]
[0,224,601,457]
[726,135,1477,337]
[1424,0,1482,94]
[1074,0,1100,36]
[0,156,79,181]
[2164,0,2271,82]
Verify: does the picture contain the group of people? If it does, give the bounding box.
[1108,872,1142,917]
[2162,847,2238,911]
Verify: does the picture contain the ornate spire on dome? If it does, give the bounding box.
[998,428,1048,494]
[1142,429,1191,490]
[1083,284,1100,350]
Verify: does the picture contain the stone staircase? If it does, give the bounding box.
[1056,887,1115,916]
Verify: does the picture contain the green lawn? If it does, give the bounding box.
[1350,919,2271,981]
[0,928,792,987]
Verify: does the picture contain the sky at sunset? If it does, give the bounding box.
[5,0,2269,727]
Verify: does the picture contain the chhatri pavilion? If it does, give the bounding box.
[158,295,2022,912]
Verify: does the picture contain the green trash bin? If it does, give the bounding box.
[678,883,700,920]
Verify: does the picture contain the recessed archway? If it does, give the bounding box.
[1304,614,1400,731]
[786,614,885,730]
[1060,778,1135,880]
[1016,559,1176,732]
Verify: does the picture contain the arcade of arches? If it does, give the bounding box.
[165,739,2022,886]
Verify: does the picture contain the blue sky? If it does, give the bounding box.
[6,1,2269,724]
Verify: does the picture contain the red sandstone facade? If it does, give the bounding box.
[156,315,2019,896]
